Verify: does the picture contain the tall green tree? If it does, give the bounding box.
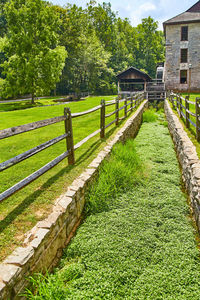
[0,0,67,102]
[55,4,112,96]
[136,17,165,78]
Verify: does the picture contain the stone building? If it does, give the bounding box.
[163,1,200,92]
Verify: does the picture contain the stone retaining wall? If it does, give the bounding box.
[0,100,148,299]
[165,100,200,231]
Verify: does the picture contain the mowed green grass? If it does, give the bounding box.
[0,96,71,112]
[0,95,140,261]
[169,93,200,158]
[26,111,200,299]
[179,93,200,132]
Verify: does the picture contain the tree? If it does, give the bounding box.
[0,0,67,102]
[136,17,165,78]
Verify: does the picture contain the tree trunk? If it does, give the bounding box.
[31,93,35,104]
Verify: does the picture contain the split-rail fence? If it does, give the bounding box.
[0,93,145,203]
[168,92,200,142]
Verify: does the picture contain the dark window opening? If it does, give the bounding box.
[181,48,188,63]
[180,70,187,84]
[181,26,188,41]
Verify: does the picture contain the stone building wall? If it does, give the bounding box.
[165,23,200,92]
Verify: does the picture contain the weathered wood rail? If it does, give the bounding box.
[0,92,145,203]
[168,91,200,142]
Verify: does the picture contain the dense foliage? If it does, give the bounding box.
[0,0,165,99]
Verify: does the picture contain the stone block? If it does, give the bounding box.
[57,196,72,211]
[30,228,49,249]
[0,264,21,284]
[70,179,85,192]
[4,246,34,267]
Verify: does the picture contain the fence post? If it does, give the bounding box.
[175,94,178,112]
[196,97,200,142]
[179,95,182,119]
[131,95,133,112]
[172,94,175,109]
[100,99,105,138]
[115,97,119,126]
[185,96,190,129]
[135,94,138,107]
[124,96,127,118]
[64,107,75,165]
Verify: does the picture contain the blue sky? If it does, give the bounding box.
[50,0,196,30]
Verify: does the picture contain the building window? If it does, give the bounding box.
[180,70,187,84]
[181,49,188,63]
[181,26,188,41]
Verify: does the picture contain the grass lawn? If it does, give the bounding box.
[168,96,200,158]
[0,95,139,261]
[178,93,200,128]
[0,96,72,112]
[26,110,200,299]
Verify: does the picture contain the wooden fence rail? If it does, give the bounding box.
[0,92,145,203]
[168,91,200,142]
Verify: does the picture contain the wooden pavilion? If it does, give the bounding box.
[116,67,152,95]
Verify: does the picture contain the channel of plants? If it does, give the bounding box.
[26,110,200,299]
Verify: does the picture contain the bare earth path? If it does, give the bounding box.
[27,113,200,299]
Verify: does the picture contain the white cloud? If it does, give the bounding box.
[129,2,156,27]
[50,0,196,30]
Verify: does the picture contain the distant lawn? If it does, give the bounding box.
[168,95,200,159]
[0,94,139,261]
[182,93,200,102]
[0,96,78,112]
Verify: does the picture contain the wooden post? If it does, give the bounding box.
[131,95,133,112]
[64,107,75,165]
[115,97,119,126]
[176,95,178,111]
[100,99,105,138]
[195,98,200,142]
[124,96,127,118]
[177,94,181,117]
[180,95,182,119]
[185,96,190,129]
[172,94,175,109]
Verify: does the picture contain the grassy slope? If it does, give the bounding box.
[178,93,200,131]
[0,95,135,261]
[169,98,200,159]
[27,111,200,299]
[0,96,73,112]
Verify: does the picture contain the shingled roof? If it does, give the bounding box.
[163,1,200,28]
[116,67,151,81]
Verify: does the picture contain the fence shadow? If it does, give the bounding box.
[0,124,119,234]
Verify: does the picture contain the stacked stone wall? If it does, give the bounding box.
[165,100,200,230]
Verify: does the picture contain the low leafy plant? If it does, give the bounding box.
[143,109,158,122]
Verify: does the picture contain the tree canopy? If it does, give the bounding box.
[0,0,165,98]
[0,0,67,102]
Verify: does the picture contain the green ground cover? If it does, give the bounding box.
[0,97,70,112]
[26,110,200,299]
[0,95,135,261]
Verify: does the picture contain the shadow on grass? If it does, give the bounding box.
[0,124,118,234]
